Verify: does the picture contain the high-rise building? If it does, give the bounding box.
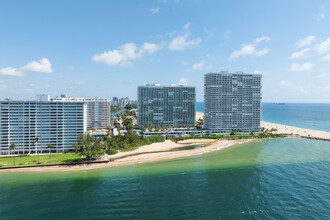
[204,71,262,134]
[0,101,87,155]
[112,97,119,105]
[50,97,111,129]
[138,84,196,127]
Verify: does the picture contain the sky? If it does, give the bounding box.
[1,0,330,103]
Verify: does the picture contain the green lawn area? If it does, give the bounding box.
[0,153,84,167]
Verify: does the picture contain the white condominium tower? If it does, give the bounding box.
[49,96,111,130]
[138,84,196,127]
[204,71,262,134]
[0,100,87,155]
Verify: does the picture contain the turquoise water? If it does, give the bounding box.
[1,138,330,219]
[196,102,330,132]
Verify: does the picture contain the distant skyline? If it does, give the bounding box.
[1,0,330,102]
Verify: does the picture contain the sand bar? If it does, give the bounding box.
[261,121,330,139]
[1,139,250,173]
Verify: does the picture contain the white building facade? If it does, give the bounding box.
[0,101,87,155]
[204,72,262,134]
[50,97,111,130]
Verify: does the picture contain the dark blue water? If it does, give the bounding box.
[0,138,330,219]
[196,102,330,132]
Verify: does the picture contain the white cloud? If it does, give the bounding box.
[0,58,53,77]
[295,36,315,48]
[253,70,262,74]
[321,54,330,60]
[317,7,326,20]
[150,8,159,14]
[0,84,7,90]
[187,61,212,72]
[291,62,313,72]
[224,30,231,40]
[229,36,270,60]
[92,42,159,66]
[253,36,271,44]
[0,67,25,76]
[0,80,4,83]
[178,78,189,86]
[313,38,330,54]
[290,48,310,59]
[183,22,191,30]
[280,81,294,87]
[74,80,85,85]
[21,58,53,73]
[169,33,201,51]
[317,73,328,78]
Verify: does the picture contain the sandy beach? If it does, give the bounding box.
[261,121,330,139]
[1,139,250,172]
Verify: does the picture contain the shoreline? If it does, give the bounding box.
[0,139,251,173]
[261,121,330,139]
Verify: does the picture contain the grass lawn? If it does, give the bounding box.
[0,153,84,167]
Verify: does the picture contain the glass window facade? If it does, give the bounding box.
[138,85,196,127]
[204,72,262,134]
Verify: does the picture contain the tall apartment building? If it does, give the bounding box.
[204,72,262,134]
[138,84,196,127]
[0,101,87,155]
[50,96,111,129]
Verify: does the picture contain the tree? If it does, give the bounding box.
[34,137,40,164]
[73,134,103,160]
[9,143,16,166]
[46,144,53,163]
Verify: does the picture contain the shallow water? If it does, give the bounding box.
[1,138,330,219]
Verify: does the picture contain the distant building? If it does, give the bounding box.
[36,94,52,102]
[138,84,196,127]
[50,96,111,129]
[204,71,262,134]
[0,101,87,155]
[112,97,119,105]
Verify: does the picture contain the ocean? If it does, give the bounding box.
[1,104,330,219]
[197,102,330,132]
[0,138,330,219]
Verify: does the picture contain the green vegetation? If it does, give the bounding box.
[104,134,165,153]
[111,105,121,113]
[0,153,84,167]
[167,133,289,142]
[73,134,104,160]
[124,104,137,110]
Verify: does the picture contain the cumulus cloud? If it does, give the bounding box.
[183,22,191,30]
[150,8,159,14]
[169,33,201,51]
[0,67,25,76]
[317,7,326,20]
[280,81,294,87]
[253,70,262,74]
[290,48,310,59]
[229,36,270,60]
[291,62,313,72]
[317,73,328,78]
[322,54,330,60]
[0,58,53,77]
[21,58,53,73]
[295,36,315,48]
[92,42,159,66]
[178,78,189,86]
[314,38,330,54]
[187,61,212,72]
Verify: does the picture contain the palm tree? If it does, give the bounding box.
[34,137,40,164]
[46,144,53,163]
[9,143,16,166]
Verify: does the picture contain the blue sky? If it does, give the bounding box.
[1,0,330,102]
